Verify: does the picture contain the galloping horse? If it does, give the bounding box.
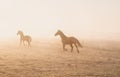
[55,30,83,53]
[17,30,32,47]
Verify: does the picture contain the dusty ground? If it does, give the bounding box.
[0,39,120,77]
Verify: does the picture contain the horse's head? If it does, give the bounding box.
[55,30,62,36]
[17,30,23,35]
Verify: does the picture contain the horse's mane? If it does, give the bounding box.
[58,30,64,35]
[18,30,23,33]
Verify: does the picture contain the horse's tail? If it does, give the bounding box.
[75,39,83,48]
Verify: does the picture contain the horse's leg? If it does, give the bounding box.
[27,40,30,47]
[28,41,31,47]
[20,39,22,46]
[63,43,67,51]
[70,44,73,52]
[74,43,79,53]
[29,42,31,47]
[23,40,25,46]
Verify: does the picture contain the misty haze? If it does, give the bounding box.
[0,0,120,77]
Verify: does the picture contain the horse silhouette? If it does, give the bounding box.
[55,30,82,53]
[17,30,32,47]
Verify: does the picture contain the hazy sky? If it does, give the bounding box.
[0,0,120,39]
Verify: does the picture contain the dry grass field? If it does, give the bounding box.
[0,39,119,77]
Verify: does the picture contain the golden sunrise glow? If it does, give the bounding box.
[0,0,120,40]
[0,1,120,76]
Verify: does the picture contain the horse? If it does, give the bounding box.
[55,30,83,53]
[17,30,32,47]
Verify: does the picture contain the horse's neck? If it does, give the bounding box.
[59,33,67,39]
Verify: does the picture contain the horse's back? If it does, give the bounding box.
[68,36,79,43]
[69,36,77,40]
[24,35,32,42]
[25,35,31,38]
[62,36,77,44]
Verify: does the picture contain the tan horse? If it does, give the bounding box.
[17,30,32,47]
[55,30,82,53]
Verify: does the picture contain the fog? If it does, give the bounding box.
[0,1,120,76]
[0,0,120,40]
